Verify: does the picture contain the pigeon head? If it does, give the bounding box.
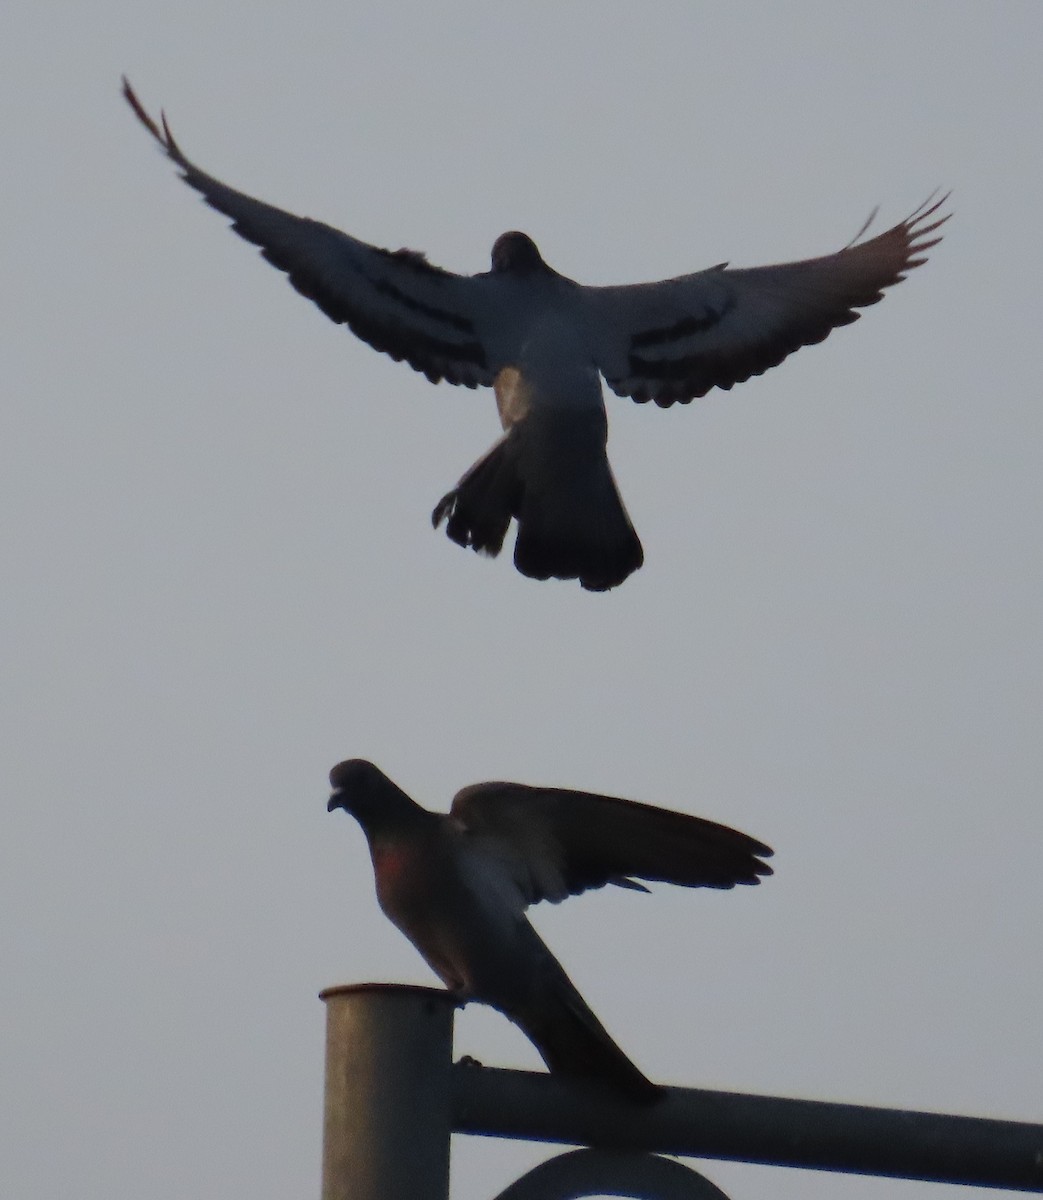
[327,759,427,834]
[490,231,546,274]
[328,758,388,814]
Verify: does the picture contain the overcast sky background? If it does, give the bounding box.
[3,3,1041,1198]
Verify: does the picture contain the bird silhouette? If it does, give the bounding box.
[327,759,773,1101]
[124,79,947,590]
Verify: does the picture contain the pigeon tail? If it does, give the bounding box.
[519,982,662,1104]
[432,433,522,559]
[433,416,643,592]
[513,443,644,592]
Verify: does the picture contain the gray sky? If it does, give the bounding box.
[3,3,1041,1198]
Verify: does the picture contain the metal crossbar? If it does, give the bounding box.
[454,1065,1043,1192]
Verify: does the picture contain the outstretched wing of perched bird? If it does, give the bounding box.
[450,781,773,906]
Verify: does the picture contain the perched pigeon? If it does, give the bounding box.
[327,759,773,1101]
[124,80,948,591]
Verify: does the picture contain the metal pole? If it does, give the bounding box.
[320,983,456,1200]
[452,1066,1043,1192]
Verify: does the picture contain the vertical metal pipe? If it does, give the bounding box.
[320,983,456,1200]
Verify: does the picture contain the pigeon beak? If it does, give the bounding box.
[328,791,348,813]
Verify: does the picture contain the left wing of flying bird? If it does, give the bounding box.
[122,79,506,388]
[581,195,949,407]
[450,782,773,906]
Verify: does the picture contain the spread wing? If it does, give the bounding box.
[450,782,773,908]
[581,195,949,407]
[123,79,504,387]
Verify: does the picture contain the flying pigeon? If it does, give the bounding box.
[123,79,948,591]
[326,758,773,1101]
